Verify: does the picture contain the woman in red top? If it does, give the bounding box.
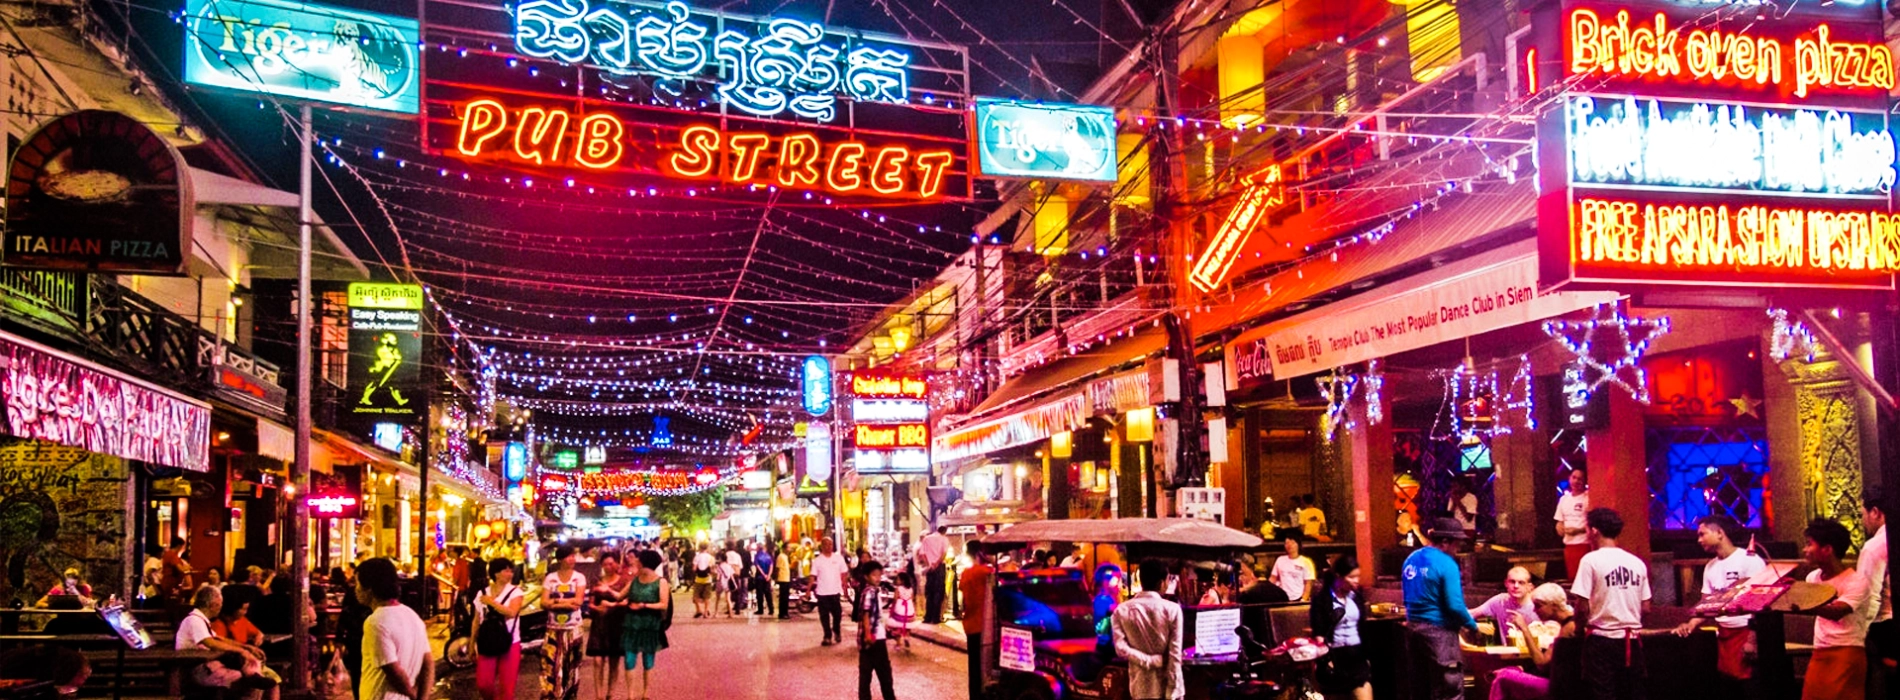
[36,567,94,607]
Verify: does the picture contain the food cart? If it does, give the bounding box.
[969,518,1278,700]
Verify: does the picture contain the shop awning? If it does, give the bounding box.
[1229,239,1620,379]
[0,329,211,471]
[965,325,1167,422]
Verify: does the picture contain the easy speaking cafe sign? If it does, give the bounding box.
[1251,250,1618,379]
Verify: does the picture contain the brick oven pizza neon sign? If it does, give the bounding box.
[1537,0,1898,290]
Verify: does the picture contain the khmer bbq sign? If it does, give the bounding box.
[1534,0,1900,291]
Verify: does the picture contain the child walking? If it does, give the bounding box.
[857,561,896,700]
[889,571,917,652]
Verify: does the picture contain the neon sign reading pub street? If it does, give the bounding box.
[453,97,956,199]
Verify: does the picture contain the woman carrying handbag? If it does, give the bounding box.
[474,559,525,700]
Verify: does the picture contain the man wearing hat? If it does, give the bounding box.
[1404,517,1479,700]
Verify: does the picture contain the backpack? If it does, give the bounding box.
[475,585,518,657]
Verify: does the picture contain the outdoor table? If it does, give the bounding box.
[0,634,123,700]
[0,608,94,635]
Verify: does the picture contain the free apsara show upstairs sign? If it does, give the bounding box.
[1532,0,1900,291]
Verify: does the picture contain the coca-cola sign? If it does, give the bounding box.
[1231,337,1271,387]
[0,331,210,471]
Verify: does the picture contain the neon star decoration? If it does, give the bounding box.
[514,0,912,121]
[1543,305,1671,405]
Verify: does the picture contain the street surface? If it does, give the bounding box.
[568,596,966,700]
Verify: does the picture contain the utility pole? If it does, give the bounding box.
[289,103,313,692]
[1149,22,1206,496]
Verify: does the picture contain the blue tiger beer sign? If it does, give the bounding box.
[183,0,420,113]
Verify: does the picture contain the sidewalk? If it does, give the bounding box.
[909,619,969,652]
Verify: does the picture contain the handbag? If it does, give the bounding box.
[476,585,518,657]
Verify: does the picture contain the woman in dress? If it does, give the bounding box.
[1310,554,1370,700]
[620,549,671,700]
[586,553,628,700]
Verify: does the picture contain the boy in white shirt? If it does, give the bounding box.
[1673,514,1766,687]
[1570,508,1649,700]
[1800,518,1872,700]
[1269,537,1316,602]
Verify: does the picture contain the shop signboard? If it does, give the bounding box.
[802,355,833,416]
[549,449,579,470]
[998,626,1035,672]
[308,464,363,519]
[583,445,606,465]
[504,442,529,482]
[0,330,211,472]
[182,0,420,113]
[3,111,193,274]
[201,339,287,418]
[1534,0,1899,291]
[345,283,424,422]
[972,99,1117,182]
[1245,249,1618,379]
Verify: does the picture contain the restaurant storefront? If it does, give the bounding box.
[0,329,212,602]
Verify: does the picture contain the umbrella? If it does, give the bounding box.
[973,518,1263,559]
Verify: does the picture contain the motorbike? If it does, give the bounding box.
[785,575,819,615]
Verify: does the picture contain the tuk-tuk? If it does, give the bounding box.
[969,518,1280,700]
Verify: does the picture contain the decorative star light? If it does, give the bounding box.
[1729,393,1764,419]
[1543,305,1670,405]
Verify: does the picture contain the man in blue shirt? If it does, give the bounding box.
[1404,517,1478,700]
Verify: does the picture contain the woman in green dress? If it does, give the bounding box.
[621,548,670,700]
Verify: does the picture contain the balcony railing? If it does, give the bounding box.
[1,271,286,415]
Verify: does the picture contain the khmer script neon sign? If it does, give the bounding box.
[513,0,911,121]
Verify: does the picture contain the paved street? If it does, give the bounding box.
[568,596,967,700]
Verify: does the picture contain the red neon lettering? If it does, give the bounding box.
[1566,8,1891,97]
[512,107,570,165]
[728,133,772,183]
[672,125,721,178]
[912,151,953,199]
[777,134,822,188]
[1795,25,1896,98]
[827,142,866,192]
[574,114,625,169]
[457,99,508,157]
[868,147,910,195]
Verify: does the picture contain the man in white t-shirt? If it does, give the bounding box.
[358,558,432,700]
[1802,518,1873,700]
[1570,507,1649,700]
[1269,537,1316,601]
[176,584,279,698]
[1858,495,1892,699]
[1556,468,1591,579]
[811,537,851,646]
[1673,514,1766,686]
[916,526,952,624]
